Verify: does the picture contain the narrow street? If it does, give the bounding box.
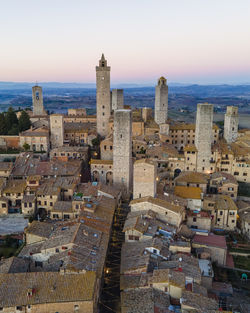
[99,202,130,313]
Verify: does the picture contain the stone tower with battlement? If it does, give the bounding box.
[96,54,111,137]
[224,106,239,144]
[32,85,46,116]
[50,114,64,148]
[111,89,124,111]
[195,103,213,173]
[133,159,156,199]
[154,76,168,125]
[113,109,132,198]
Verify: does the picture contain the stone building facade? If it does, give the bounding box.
[154,77,168,125]
[195,103,213,173]
[113,110,132,197]
[133,159,156,199]
[96,54,111,137]
[100,137,113,161]
[20,127,49,152]
[169,123,219,152]
[224,106,239,144]
[50,114,64,148]
[90,159,113,185]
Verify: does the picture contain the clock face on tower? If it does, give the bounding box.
[101,77,105,80]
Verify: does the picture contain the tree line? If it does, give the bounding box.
[0,107,31,135]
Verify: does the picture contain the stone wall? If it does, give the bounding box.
[195,103,213,173]
[113,110,132,197]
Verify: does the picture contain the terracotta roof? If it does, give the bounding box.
[215,195,238,211]
[193,233,227,249]
[25,221,55,239]
[0,271,95,307]
[149,268,185,288]
[90,159,113,165]
[121,287,170,313]
[184,144,197,152]
[174,186,203,199]
[181,290,218,311]
[3,179,26,194]
[130,196,185,214]
[175,171,209,184]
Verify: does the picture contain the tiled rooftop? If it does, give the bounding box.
[0,271,95,307]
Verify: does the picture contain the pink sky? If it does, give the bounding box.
[1,0,250,84]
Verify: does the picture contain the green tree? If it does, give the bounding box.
[8,125,19,135]
[5,107,18,131]
[0,113,7,135]
[91,136,100,146]
[18,110,31,132]
[23,143,30,151]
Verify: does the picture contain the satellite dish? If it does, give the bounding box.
[179,257,182,262]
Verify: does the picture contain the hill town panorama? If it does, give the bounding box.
[0,55,250,312]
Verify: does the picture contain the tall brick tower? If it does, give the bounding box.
[113,109,132,198]
[32,85,46,116]
[154,76,168,125]
[96,54,111,137]
[195,103,213,173]
[224,106,239,143]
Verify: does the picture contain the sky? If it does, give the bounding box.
[0,0,250,84]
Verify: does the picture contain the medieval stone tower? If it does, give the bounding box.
[195,103,213,173]
[113,109,132,197]
[50,114,64,148]
[154,76,168,125]
[32,85,46,116]
[133,159,156,199]
[111,89,124,111]
[224,106,239,143]
[96,54,111,137]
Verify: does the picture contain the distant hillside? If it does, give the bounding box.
[0,83,250,116]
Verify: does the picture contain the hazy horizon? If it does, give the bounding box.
[1,81,250,88]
